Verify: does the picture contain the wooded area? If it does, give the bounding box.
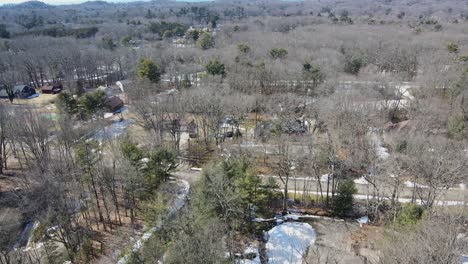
[0,0,467,263]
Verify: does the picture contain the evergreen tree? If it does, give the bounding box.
[138,59,161,83]
[332,179,357,217]
[197,32,213,50]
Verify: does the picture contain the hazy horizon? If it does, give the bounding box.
[0,0,168,5]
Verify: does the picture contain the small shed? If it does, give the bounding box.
[41,83,63,94]
[106,96,124,113]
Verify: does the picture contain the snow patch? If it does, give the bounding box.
[236,245,260,264]
[284,214,300,221]
[461,255,468,264]
[265,222,316,264]
[369,128,389,160]
[404,181,429,189]
[93,119,134,142]
[356,216,369,227]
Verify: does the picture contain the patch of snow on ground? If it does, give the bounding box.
[461,255,468,264]
[93,119,134,142]
[357,216,369,227]
[237,245,260,264]
[369,129,389,160]
[376,144,389,160]
[265,222,316,264]
[284,214,300,221]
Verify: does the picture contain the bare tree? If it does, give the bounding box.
[405,134,467,208]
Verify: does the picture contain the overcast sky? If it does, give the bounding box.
[0,0,148,5]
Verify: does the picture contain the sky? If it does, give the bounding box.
[0,0,150,5]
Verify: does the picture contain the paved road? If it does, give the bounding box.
[260,175,467,205]
[171,168,467,205]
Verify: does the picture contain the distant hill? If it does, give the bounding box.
[81,1,110,5]
[2,1,51,9]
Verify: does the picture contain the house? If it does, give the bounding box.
[0,85,36,99]
[106,96,124,112]
[41,83,63,94]
[219,117,240,138]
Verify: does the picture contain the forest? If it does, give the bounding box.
[0,0,467,263]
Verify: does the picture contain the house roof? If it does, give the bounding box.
[13,85,29,92]
[0,85,32,97]
[42,85,53,91]
[41,83,62,91]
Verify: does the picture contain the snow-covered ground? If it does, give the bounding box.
[356,216,369,227]
[462,255,468,264]
[237,245,261,264]
[265,222,316,264]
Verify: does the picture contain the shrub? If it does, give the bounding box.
[447,42,459,54]
[237,43,250,54]
[269,48,288,59]
[396,204,424,226]
[205,59,225,76]
[344,57,364,75]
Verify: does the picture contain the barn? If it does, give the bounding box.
[41,83,63,94]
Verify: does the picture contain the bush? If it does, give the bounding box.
[447,42,459,54]
[344,57,364,75]
[396,204,424,226]
[269,48,288,59]
[205,59,225,76]
[237,43,250,54]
